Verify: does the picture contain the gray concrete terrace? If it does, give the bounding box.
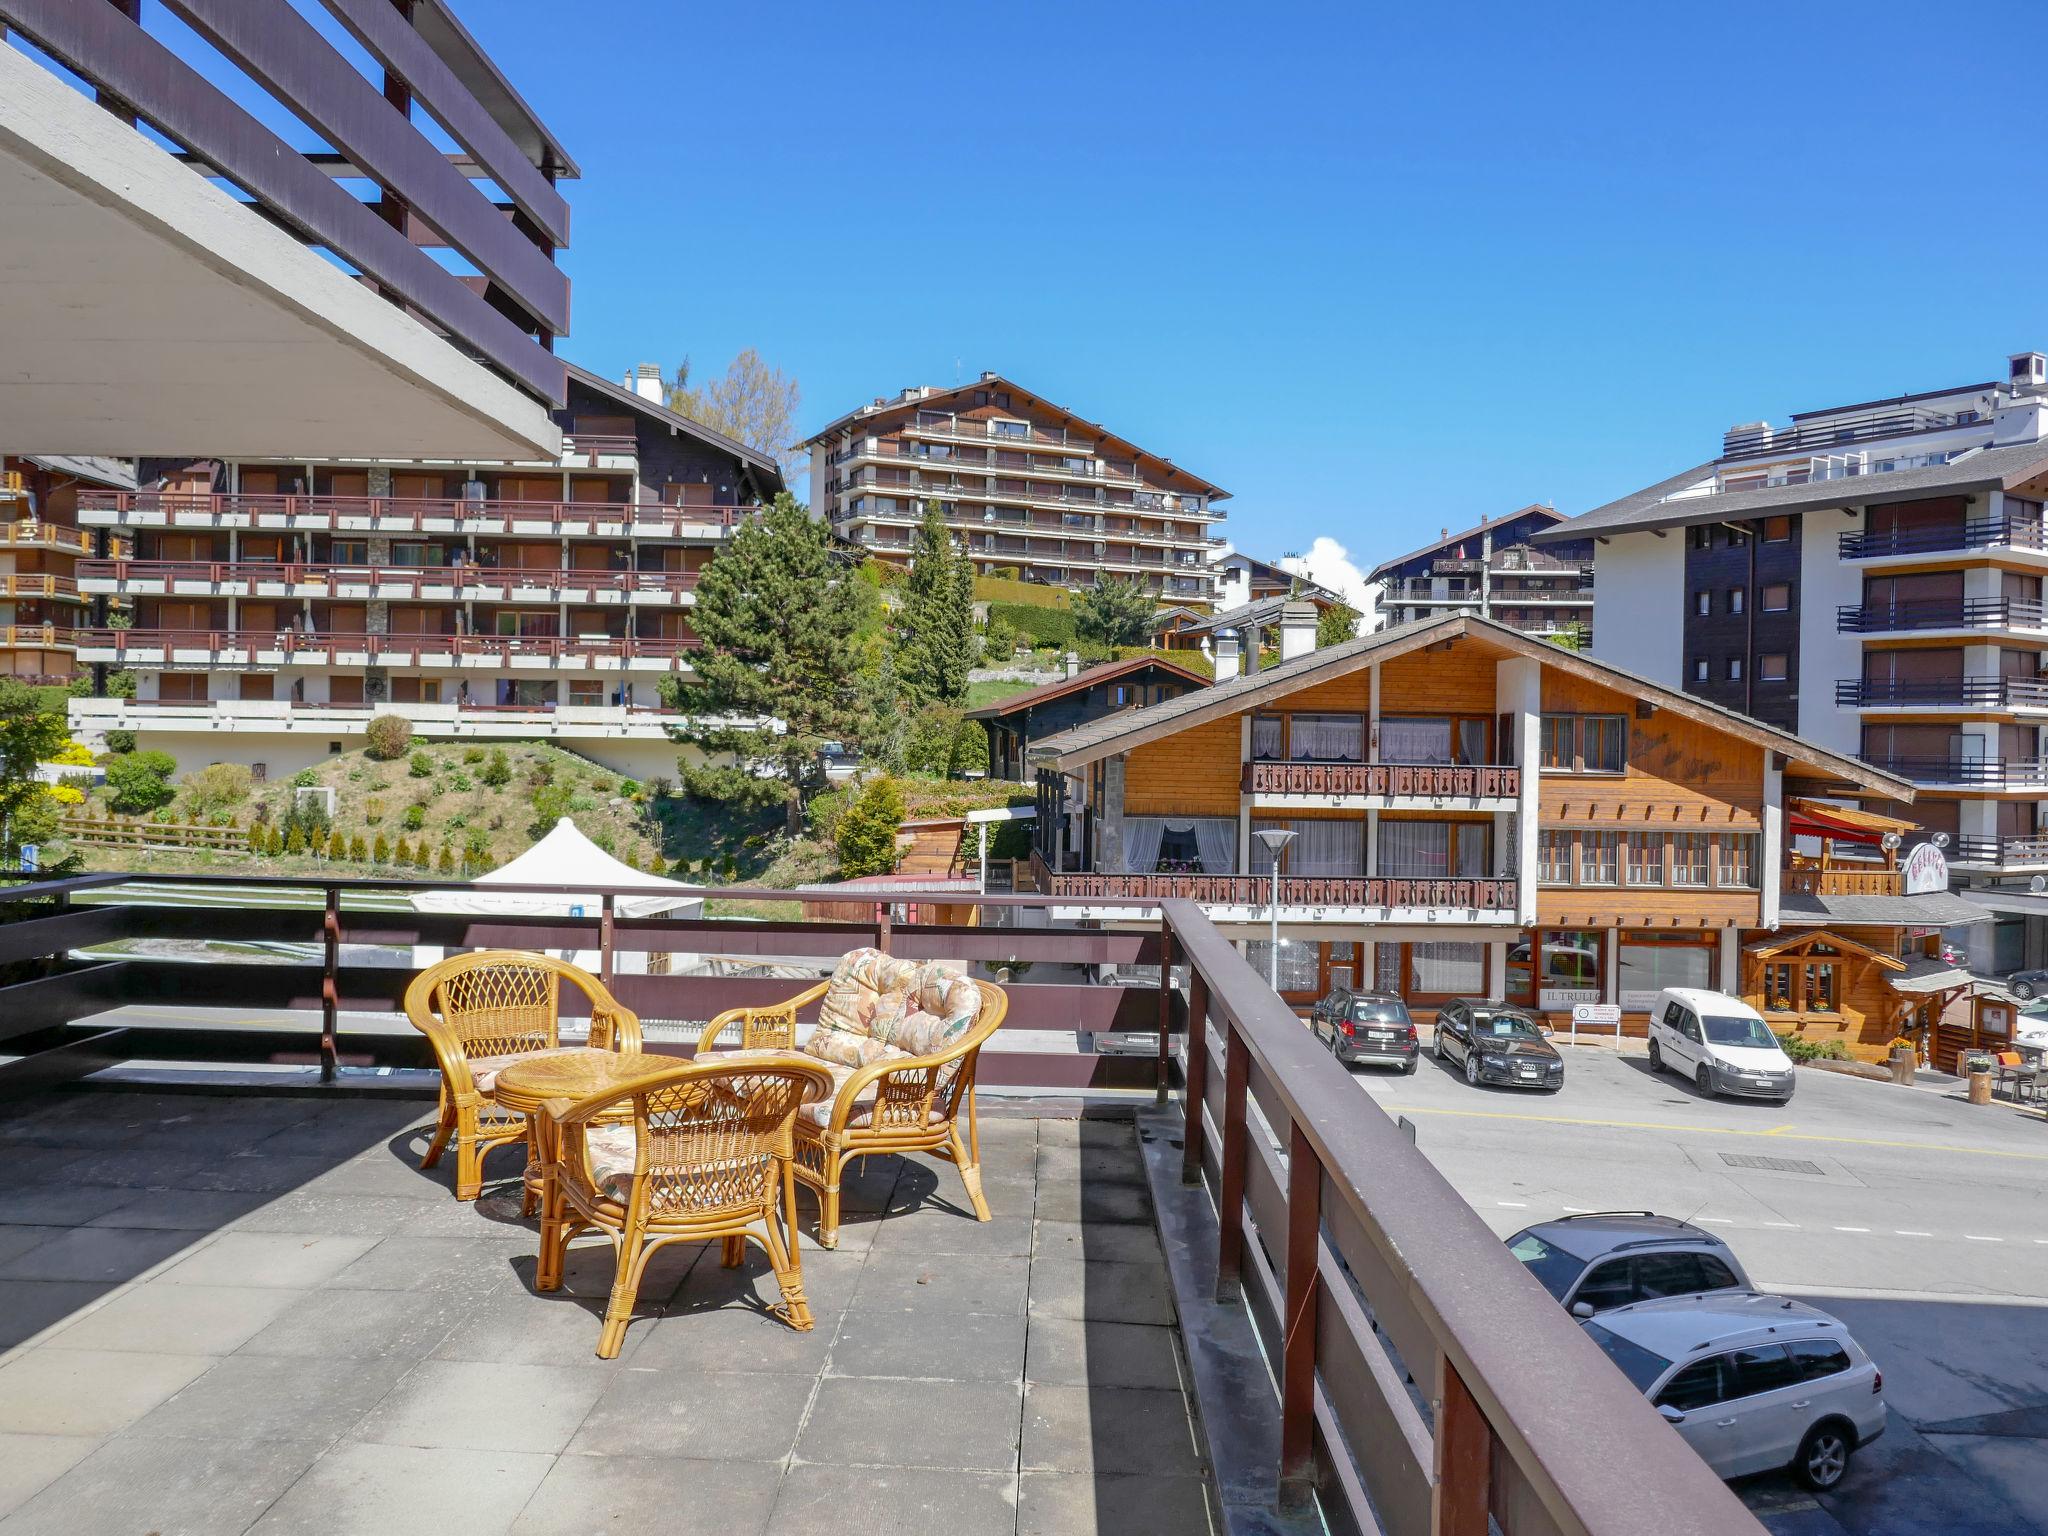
[0,1086,1218,1536]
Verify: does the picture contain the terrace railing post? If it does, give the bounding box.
[1180,968,1209,1185]
[599,893,615,990]
[1280,1118,1321,1506]
[875,901,891,954]
[1432,1359,1492,1535]
[1154,915,1175,1106]
[1216,1020,1249,1302]
[320,884,340,1082]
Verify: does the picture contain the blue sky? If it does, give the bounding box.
[57,2,2047,572]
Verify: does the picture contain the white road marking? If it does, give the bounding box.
[1895,1230,1933,1237]
[1697,1216,1736,1225]
[1561,1205,1594,1213]
[1965,1235,2004,1244]
[1763,1221,1799,1229]
[1834,1226,1871,1234]
[1494,1200,1528,1208]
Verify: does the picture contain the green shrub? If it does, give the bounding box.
[950,717,989,776]
[618,778,641,798]
[462,745,486,764]
[413,842,431,871]
[349,834,368,862]
[290,768,318,789]
[106,750,178,814]
[181,762,252,820]
[372,833,390,865]
[530,780,573,836]
[394,837,412,865]
[407,750,433,779]
[806,786,848,840]
[364,714,413,761]
[326,830,347,860]
[402,803,426,831]
[479,748,512,788]
[447,772,473,793]
[1775,1032,1849,1064]
[903,704,963,776]
[285,824,305,855]
[834,774,905,878]
[436,844,455,875]
[988,601,1075,649]
[103,728,137,756]
[649,775,673,800]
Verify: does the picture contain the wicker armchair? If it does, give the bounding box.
[695,950,1009,1248]
[539,1057,833,1358]
[404,949,642,1201]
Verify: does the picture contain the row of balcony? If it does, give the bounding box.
[74,561,700,603]
[0,574,81,600]
[1838,514,2045,561]
[1836,676,2048,710]
[75,629,700,671]
[845,472,1218,533]
[1243,761,1520,799]
[77,492,753,538]
[1950,835,2048,869]
[1836,597,2047,635]
[1045,871,1521,912]
[0,520,93,554]
[1859,754,2048,788]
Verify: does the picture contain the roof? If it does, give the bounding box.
[564,363,784,488]
[413,817,700,918]
[1776,888,1991,928]
[963,655,1209,721]
[1151,592,1333,639]
[1367,504,1566,582]
[1026,611,1913,800]
[1215,550,1339,599]
[1589,1292,1845,1358]
[24,455,136,490]
[412,1,580,178]
[1520,1213,1718,1262]
[1741,931,1906,969]
[1532,440,2048,545]
[796,374,1229,500]
[1787,797,1917,839]
[1889,957,1981,995]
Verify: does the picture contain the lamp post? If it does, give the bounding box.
[1253,826,1298,990]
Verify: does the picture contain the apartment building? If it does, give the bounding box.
[1370,505,1594,641]
[1534,349,2048,972]
[68,365,782,781]
[803,373,1226,607]
[0,456,134,684]
[1026,612,1983,1058]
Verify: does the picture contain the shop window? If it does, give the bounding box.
[1244,938,1319,997]
[1619,932,1715,1010]
[1411,941,1486,996]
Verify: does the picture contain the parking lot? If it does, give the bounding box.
[1346,1033,2048,1536]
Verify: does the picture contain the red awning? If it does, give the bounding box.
[1787,807,1888,847]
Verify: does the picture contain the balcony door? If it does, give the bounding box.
[1862,571,1960,624]
[1862,647,1960,696]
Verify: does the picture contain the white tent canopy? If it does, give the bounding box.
[415,817,700,918]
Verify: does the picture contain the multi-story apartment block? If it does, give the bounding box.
[68,365,782,781]
[0,456,134,685]
[1026,612,1984,1058]
[1370,505,1594,641]
[802,373,1226,607]
[1534,350,2048,971]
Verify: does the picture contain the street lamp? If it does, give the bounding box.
[1253,827,1298,990]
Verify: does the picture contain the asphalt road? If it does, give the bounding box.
[1347,1037,2048,1536]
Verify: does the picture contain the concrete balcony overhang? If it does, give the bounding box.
[0,49,559,461]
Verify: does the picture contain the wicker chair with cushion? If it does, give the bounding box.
[404,949,642,1201]
[540,1056,834,1358]
[695,948,1008,1248]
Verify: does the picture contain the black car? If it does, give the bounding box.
[2007,968,2048,1001]
[1309,987,1418,1072]
[1432,998,1563,1091]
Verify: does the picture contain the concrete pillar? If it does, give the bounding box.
[1496,655,1543,922]
[1603,926,1620,1007]
[1098,754,1128,874]
[1718,927,1740,994]
[1487,940,1508,1002]
[1761,754,1784,929]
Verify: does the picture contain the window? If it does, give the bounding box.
[1726,657,1744,682]
[1671,832,1709,887]
[1764,958,1839,1015]
[1288,713,1365,762]
[1538,830,1572,884]
[1787,1340,1853,1382]
[1251,715,1285,760]
[1625,832,1664,886]
[1762,515,1794,543]
[1728,588,1744,615]
[1620,932,1714,1007]
[993,419,1028,439]
[1693,658,1709,683]
[1582,715,1625,773]
[1656,1358,1729,1412]
[1716,834,1756,888]
[1539,715,1573,769]
[1696,1255,1741,1293]
[1633,1252,1712,1301]
[1689,525,1711,550]
[1695,591,1711,616]
[1410,941,1486,995]
[1580,831,1619,885]
[1727,1345,1798,1400]
[1762,582,1791,612]
[1574,1260,1634,1311]
[1759,653,1788,683]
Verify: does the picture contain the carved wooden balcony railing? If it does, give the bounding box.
[1245,761,1519,798]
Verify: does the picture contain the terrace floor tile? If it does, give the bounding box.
[44,1281,300,1356]
[349,1358,611,1455]
[0,1431,327,1536]
[245,1440,554,1535]
[765,1463,1019,1536]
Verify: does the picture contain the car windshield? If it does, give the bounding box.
[1701,1014,1778,1049]
[1582,1323,1674,1395]
[1474,1013,1543,1040]
[1352,1000,1410,1024]
[1506,1233,1580,1302]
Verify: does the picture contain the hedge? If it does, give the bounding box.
[988,602,1075,648]
[973,576,1069,610]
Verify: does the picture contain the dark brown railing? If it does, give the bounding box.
[78,492,754,536]
[0,875,1761,1533]
[1247,761,1520,798]
[78,629,701,665]
[1048,871,1518,910]
[78,560,701,596]
[1951,835,2048,867]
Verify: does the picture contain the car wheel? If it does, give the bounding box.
[1647,1038,1662,1072]
[1794,1421,1854,1491]
[2015,980,2036,1001]
[1695,1065,1714,1096]
[1434,1032,1447,1061]
[1464,1053,1480,1087]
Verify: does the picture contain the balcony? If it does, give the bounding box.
[1950,835,2048,869]
[1858,755,2048,789]
[1783,864,1904,897]
[0,876,1744,1536]
[1246,760,1519,804]
[77,492,751,540]
[1,623,79,651]
[1837,676,2035,709]
[0,573,81,600]
[0,519,93,555]
[1045,867,1519,920]
[1835,597,2046,635]
[75,629,701,673]
[1840,515,2047,561]
[70,695,687,744]
[76,561,700,606]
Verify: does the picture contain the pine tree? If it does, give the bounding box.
[664,492,870,835]
[897,500,973,706]
[1073,574,1155,649]
[436,844,455,875]
[350,833,368,862]
[1316,601,1360,648]
[284,824,305,855]
[394,837,412,866]
[372,833,390,865]
[835,775,905,878]
[326,830,347,860]
[413,842,431,871]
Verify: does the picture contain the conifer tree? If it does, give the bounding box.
[896,500,973,707]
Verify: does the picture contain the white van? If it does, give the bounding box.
[1648,988,1795,1103]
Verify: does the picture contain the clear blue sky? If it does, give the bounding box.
[134,3,2048,563]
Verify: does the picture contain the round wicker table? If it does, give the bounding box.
[492,1049,676,1211]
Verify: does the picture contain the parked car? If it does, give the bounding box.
[1580,1292,1886,1490]
[1648,988,1796,1103]
[1432,998,1563,1090]
[2006,968,2048,1001]
[1309,987,1418,1072]
[1503,1212,1752,1317]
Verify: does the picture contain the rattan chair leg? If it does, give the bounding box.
[950,1125,993,1223]
[421,1099,455,1170]
[596,1231,647,1360]
[454,1113,485,1201]
[720,1235,745,1268]
[816,1153,844,1250]
[759,1215,814,1331]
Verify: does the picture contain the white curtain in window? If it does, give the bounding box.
[1121,818,1166,875]
[1380,718,1450,764]
[1457,719,1488,766]
[1413,942,1486,993]
[1377,820,1449,877]
[1191,818,1238,874]
[1291,715,1365,761]
[1456,822,1489,876]
[1251,717,1284,760]
[1294,818,1364,876]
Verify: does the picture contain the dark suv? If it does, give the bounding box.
[1309,987,1418,1072]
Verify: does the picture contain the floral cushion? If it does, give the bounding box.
[583,1123,637,1200]
[797,1055,937,1131]
[805,948,922,1068]
[465,1045,586,1096]
[874,966,980,1057]
[806,1027,903,1070]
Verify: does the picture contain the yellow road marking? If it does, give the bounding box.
[1396,1105,2048,1163]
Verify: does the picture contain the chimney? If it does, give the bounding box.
[628,363,664,404]
[1279,601,1317,662]
[1214,629,1242,682]
[1063,651,1080,679]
